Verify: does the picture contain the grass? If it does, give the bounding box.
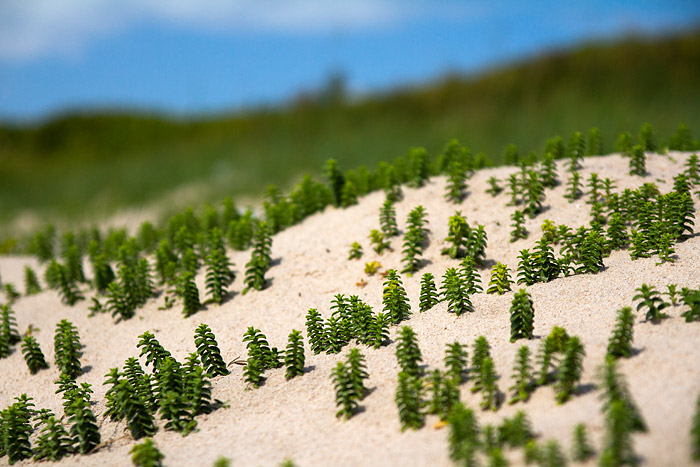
[1,28,699,227]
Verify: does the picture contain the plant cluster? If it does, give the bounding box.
[331,348,369,419]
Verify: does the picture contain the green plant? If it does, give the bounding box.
[364,261,381,275]
[567,131,585,171]
[442,212,470,258]
[178,271,202,318]
[465,224,488,267]
[607,307,635,359]
[56,263,84,306]
[419,272,439,312]
[599,356,647,433]
[510,289,535,342]
[243,221,272,293]
[600,399,637,467]
[638,122,656,151]
[368,312,390,349]
[3,283,19,303]
[0,304,19,358]
[498,410,534,448]
[691,393,700,462]
[395,371,424,431]
[440,267,472,316]
[509,346,533,404]
[110,378,158,439]
[340,178,358,207]
[487,262,512,295]
[523,170,545,218]
[486,176,503,196]
[446,159,467,203]
[63,244,86,284]
[305,308,327,354]
[369,229,390,254]
[479,357,500,411]
[131,438,164,467]
[470,336,491,393]
[66,392,100,454]
[23,266,42,296]
[427,370,460,420]
[331,361,359,420]
[284,330,305,380]
[204,228,233,304]
[32,410,74,461]
[633,283,669,323]
[401,205,428,274]
[533,237,560,282]
[444,341,467,384]
[510,209,528,242]
[607,213,629,250]
[348,242,363,260]
[396,326,423,378]
[1,394,35,464]
[565,171,582,202]
[681,287,700,322]
[535,326,570,386]
[447,403,480,466]
[588,126,603,155]
[54,319,82,379]
[629,144,646,176]
[194,324,229,377]
[243,355,265,388]
[539,152,558,188]
[571,423,595,462]
[346,348,369,398]
[685,153,700,186]
[554,336,585,404]
[383,269,411,324]
[380,198,399,237]
[138,331,172,369]
[507,173,522,206]
[243,327,281,371]
[21,335,48,374]
[538,439,568,467]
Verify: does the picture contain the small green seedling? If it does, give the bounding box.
[284,330,305,380]
[131,438,165,467]
[348,242,363,260]
[21,335,48,374]
[633,283,669,323]
[487,262,512,295]
[571,423,595,462]
[509,346,533,404]
[195,323,229,377]
[607,306,634,359]
[395,371,424,430]
[510,289,535,342]
[419,272,439,312]
[396,326,423,378]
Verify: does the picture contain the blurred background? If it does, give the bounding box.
[1,0,699,232]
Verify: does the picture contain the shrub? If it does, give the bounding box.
[571,423,595,462]
[368,312,390,349]
[194,324,229,377]
[507,173,522,206]
[607,213,629,250]
[243,221,272,293]
[54,319,82,379]
[510,289,535,342]
[510,209,528,242]
[243,356,265,388]
[487,262,512,295]
[516,249,536,286]
[535,326,570,386]
[419,272,439,312]
[607,306,635,359]
[340,178,358,207]
[348,242,363,260]
[243,327,281,371]
[575,231,605,274]
[685,154,700,186]
[633,283,669,323]
[533,237,560,282]
[178,271,202,318]
[440,267,472,316]
[464,224,488,267]
[111,379,158,439]
[131,438,165,467]
[444,341,467,384]
[382,270,411,324]
[305,308,327,354]
[346,348,369,398]
[284,330,305,380]
[23,266,42,296]
[509,346,533,404]
[395,371,424,431]
[379,198,399,237]
[21,335,48,374]
[554,336,585,404]
[396,326,423,378]
[408,146,430,188]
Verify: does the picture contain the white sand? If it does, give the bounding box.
[1,151,699,466]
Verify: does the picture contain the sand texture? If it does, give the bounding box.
[1,151,700,466]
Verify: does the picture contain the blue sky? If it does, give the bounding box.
[1,0,699,122]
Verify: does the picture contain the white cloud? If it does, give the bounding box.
[0,0,485,61]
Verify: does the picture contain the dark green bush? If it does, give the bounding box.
[1,394,35,464]
[32,410,74,461]
[383,269,411,324]
[54,319,82,379]
[571,423,595,462]
[243,221,272,293]
[440,267,472,316]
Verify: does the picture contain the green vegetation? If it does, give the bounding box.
[396,326,423,378]
[419,272,439,312]
[21,335,49,374]
[348,241,363,260]
[509,346,533,404]
[444,341,467,384]
[554,336,586,404]
[440,267,472,316]
[395,371,424,431]
[130,438,164,467]
[510,289,535,342]
[633,283,670,323]
[54,319,82,379]
[284,330,305,380]
[571,423,595,462]
[401,205,429,274]
[194,323,229,377]
[607,306,635,359]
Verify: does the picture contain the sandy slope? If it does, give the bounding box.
[1,151,699,467]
